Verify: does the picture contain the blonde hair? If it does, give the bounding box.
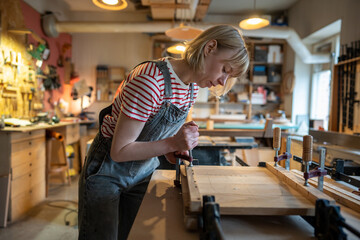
[183,24,249,96]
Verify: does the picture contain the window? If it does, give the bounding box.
[310,70,331,130]
[310,34,340,130]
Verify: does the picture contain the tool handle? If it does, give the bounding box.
[174,152,193,161]
[302,135,313,163]
[273,127,281,149]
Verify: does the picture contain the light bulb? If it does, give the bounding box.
[247,18,263,25]
[102,0,119,5]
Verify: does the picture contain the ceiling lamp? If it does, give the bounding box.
[92,0,128,11]
[239,0,270,30]
[167,43,186,55]
[165,23,203,41]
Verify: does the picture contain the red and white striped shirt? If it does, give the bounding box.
[101,58,199,138]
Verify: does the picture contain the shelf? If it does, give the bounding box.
[252,82,281,86]
[194,101,281,107]
[194,102,249,107]
[252,62,283,66]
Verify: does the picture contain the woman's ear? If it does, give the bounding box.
[204,40,217,56]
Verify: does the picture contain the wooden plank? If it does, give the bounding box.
[199,129,266,137]
[263,118,273,137]
[180,166,197,230]
[265,163,335,205]
[291,169,360,213]
[185,166,202,213]
[185,166,315,216]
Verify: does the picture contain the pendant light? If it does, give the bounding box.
[239,0,270,30]
[167,43,186,55]
[165,23,203,41]
[92,0,128,11]
[165,5,203,41]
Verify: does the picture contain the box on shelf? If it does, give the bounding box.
[254,45,268,62]
[267,45,282,63]
[253,76,267,84]
[268,65,282,82]
[253,65,267,75]
[251,92,267,105]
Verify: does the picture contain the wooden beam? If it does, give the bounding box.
[266,163,335,205]
[291,169,360,213]
[180,165,198,230]
[149,3,190,9]
[199,129,266,137]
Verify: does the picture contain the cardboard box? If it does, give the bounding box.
[267,45,282,63]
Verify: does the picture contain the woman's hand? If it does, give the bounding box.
[172,121,199,152]
[164,150,189,164]
[165,121,199,164]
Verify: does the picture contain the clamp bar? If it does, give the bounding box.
[200,195,226,240]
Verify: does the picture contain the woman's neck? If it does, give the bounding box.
[169,58,196,85]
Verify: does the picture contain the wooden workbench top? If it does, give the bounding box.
[129,170,320,239]
[0,120,93,133]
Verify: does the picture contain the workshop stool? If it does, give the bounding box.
[45,130,71,197]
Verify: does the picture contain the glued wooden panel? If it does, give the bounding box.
[184,165,333,216]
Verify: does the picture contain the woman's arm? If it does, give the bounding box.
[110,113,199,162]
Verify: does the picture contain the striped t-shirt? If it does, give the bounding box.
[101,58,199,138]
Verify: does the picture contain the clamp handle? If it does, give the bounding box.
[273,127,281,149]
[303,135,313,186]
[302,135,313,164]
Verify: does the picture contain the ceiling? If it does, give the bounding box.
[61,0,298,14]
[24,0,300,22]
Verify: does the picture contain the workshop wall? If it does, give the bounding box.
[0,0,72,118]
[71,32,152,116]
[283,0,360,123]
[20,0,72,112]
[0,0,34,118]
[289,0,360,45]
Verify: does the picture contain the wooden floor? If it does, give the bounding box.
[0,177,79,240]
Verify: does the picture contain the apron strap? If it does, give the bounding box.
[98,60,173,130]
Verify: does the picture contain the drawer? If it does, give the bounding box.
[10,180,45,221]
[12,156,45,180]
[10,130,45,144]
[11,137,45,168]
[65,124,80,145]
[11,172,31,198]
[11,167,45,199]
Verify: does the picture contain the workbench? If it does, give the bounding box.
[129,170,360,240]
[192,136,257,165]
[0,121,83,226]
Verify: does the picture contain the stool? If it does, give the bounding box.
[46,130,71,196]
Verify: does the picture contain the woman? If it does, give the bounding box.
[78,24,249,240]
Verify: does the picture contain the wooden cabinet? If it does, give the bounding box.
[0,122,81,224]
[0,129,46,222]
[329,57,360,133]
[192,39,287,120]
[246,39,286,116]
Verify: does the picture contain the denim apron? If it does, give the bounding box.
[78,60,194,240]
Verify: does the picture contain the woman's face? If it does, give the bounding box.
[196,43,234,88]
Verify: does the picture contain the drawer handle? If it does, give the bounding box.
[29,152,32,156]
[29,163,32,167]
[29,173,32,177]
[29,190,32,194]
[29,141,32,145]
